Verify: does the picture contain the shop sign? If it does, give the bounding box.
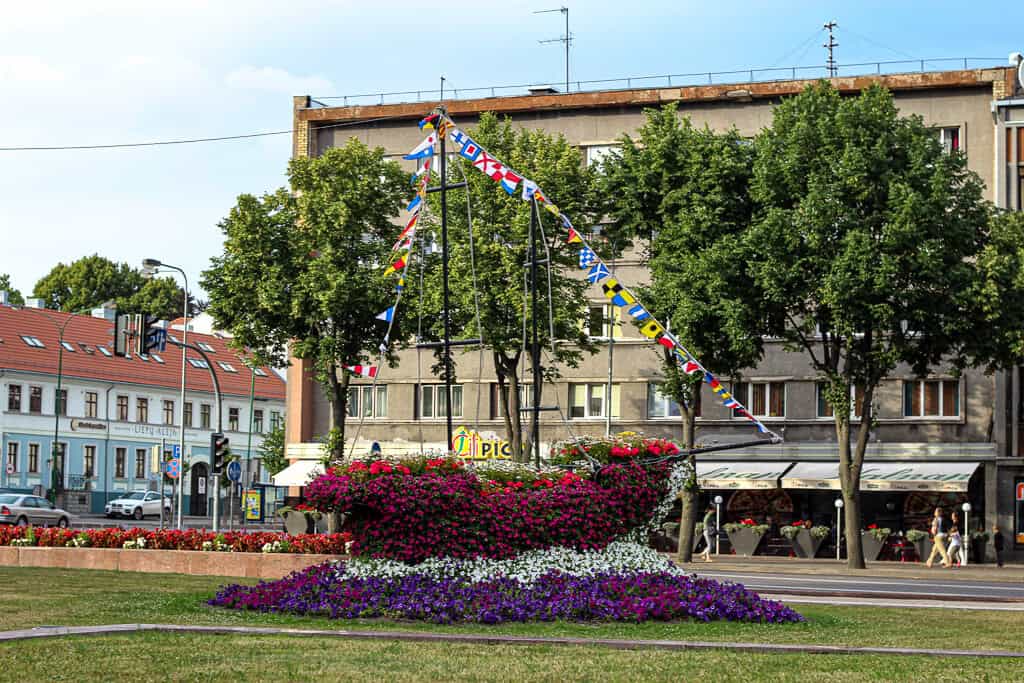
[1016,482,1024,501]
[110,423,179,439]
[451,426,512,460]
[70,419,107,432]
[244,489,263,521]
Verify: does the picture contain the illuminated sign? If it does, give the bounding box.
[451,426,512,460]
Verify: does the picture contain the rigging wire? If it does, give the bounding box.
[453,159,487,437]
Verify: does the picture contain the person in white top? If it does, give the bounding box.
[947,511,963,567]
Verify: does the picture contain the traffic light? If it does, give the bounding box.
[211,433,229,474]
[134,313,167,355]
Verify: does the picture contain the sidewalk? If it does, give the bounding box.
[673,555,1024,582]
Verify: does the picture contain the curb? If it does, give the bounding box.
[1,623,1022,659]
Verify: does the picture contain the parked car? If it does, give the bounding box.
[105,491,171,520]
[0,494,72,527]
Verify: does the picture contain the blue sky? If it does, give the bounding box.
[1,0,1021,299]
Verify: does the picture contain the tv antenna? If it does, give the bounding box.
[824,21,839,77]
[536,6,571,92]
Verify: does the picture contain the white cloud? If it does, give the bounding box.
[0,56,67,84]
[225,66,333,95]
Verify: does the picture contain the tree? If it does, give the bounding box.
[746,82,1021,568]
[0,273,24,305]
[602,104,769,562]
[202,139,408,460]
[31,254,187,319]
[415,113,601,461]
[259,425,287,477]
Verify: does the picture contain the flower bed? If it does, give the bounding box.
[209,561,804,625]
[0,525,350,554]
[305,437,691,563]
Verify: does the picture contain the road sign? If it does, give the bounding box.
[5,462,13,475]
[227,461,242,482]
[173,445,181,459]
[165,458,180,479]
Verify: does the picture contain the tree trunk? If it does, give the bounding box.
[836,383,874,570]
[507,370,525,462]
[676,404,698,563]
[325,369,350,462]
[495,352,525,462]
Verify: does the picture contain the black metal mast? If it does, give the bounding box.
[439,113,454,448]
[529,199,542,467]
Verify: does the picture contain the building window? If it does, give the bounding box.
[584,144,618,167]
[163,400,175,425]
[936,126,960,154]
[136,397,149,423]
[585,304,623,339]
[28,444,39,473]
[489,383,534,420]
[347,385,388,419]
[253,409,264,433]
[196,341,215,353]
[98,346,113,357]
[903,379,959,417]
[6,442,17,474]
[83,445,96,478]
[7,385,21,411]
[20,335,45,348]
[200,404,211,429]
[116,395,128,421]
[418,384,462,419]
[28,386,42,414]
[151,353,165,363]
[569,383,621,419]
[84,391,98,418]
[60,341,75,352]
[184,402,193,428]
[733,381,786,418]
[53,443,67,476]
[816,383,864,418]
[228,407,239,431]
[56,389,67,417]
[115,448,126,479]
[135,449,146,479]
[647,383,699,418]
[270,411,282,430]
[253,367,268,377]
[216,361,238,373]
[188,358,209,369]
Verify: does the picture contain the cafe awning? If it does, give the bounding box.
[782,461,981,492]
[696,461,793,490]
[271,460,324,488]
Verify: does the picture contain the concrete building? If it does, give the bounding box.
[286,62,1024,558]
[0,301,286,517]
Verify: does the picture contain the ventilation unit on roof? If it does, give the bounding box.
[527,85,559,95]
[24,298,46,309]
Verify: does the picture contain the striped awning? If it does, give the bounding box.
[782,461,980,492]
[696,461,792,490]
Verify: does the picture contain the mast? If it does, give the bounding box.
[439,111,454,448]
[529,198,542,467]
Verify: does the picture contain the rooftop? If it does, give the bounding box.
[0,305,285,400]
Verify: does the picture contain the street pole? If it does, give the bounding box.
[440,123,454,450]
[529,197,542,468]
[835,498,844,561]
[243,369,255,527]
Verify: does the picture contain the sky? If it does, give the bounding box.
[1,0,1022,299]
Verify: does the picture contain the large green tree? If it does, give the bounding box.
[415,113,601,461]
[258,425,287,477]
[32,254,187,319]
[602,104,770,562]
[746,82,1023,568]
[0,273,25,305]
[202,139,408,459]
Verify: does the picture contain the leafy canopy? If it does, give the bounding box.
[0,273,24,306]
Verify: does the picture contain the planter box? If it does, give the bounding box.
[911,538,933,563]
[861,531,888,562]
[725,528,765,557]
[786,529,825,559]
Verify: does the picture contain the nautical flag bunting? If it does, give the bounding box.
[579,247,598,269]
[567,228,582,244]
[586,263,610,284]
[376,307,395,323]
[344,365,378,378]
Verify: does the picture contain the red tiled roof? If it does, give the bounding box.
[0,305,285,400]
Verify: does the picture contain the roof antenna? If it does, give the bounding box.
[439,75,445,103]
[824,21,839,77]
[536,6,571,93]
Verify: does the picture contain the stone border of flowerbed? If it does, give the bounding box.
[0,546,342,579]
[2,623,1023,659]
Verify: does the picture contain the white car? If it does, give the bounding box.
[105,491,171,520]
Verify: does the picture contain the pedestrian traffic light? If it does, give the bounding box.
[134,313,167,355]
[211,432,229,474]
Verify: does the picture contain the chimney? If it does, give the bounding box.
[92,301,117,321]
[25,298,46,309]
[0,291,8,306]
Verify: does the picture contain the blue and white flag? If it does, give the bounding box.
[521,179,538,201]
[627,303,650,321]
[586,263,610,284]
[404,133,437,160]
[406,195,422,214]
[376,306,395,323]
[579,247,598,269]
[560,214,573,229]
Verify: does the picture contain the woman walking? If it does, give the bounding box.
[701,504,716,562]
[947,511,963,567]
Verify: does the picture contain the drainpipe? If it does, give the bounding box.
[0,370,6,490]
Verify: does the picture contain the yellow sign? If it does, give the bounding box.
[451,426,512,460]
[244,490,263,521]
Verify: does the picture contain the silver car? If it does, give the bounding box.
[0,494,72,528]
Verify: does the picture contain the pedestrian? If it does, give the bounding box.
[947,511,962,568]
[993,525,1005,568]
[701,504,716,562]
[925,506,951,568]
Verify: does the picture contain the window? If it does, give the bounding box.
[196,341,216,353]
[253,409,264,433]
[56,389,67,417]
[647,383,700,418]
[489,383,534,419]
[20,335,45,348]
[733,381,786,418]
[83,445,96,478]
[29,386,42,413]
[217,361,238,373]
[7,385,21,411]
[77,342,92,354]
[137,353,149,362]
[418,384,462,419]
[584,144,617,167]
[903,379,959,417]
[936,126,960,154]
[60,341,75,352]
[135,449,146,479]
[348,385,388,418]
[184,402,193,428]
[569,383,621,419]
[151,353,164,363]
[28,444,39,473]
[98,346,112,357]
[253,367,268,377]
[270,411,282,430]
[84,391,98,418]
[115,448,126,479]
[228,407,239,431]
[53,443,66,476]
[163,400,175,425]
[585,304,623,339]
[200,404,211,429]
[188,358,209,369]
[816,383,864,418]
[116,395,129,421]
[6,443,17,474]
[136,398,149,423]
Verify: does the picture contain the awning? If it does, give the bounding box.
[271,460,324,488]
[696,461,792,490]
[782,461,981,492]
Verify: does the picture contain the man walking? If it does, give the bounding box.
[925,506,951,568]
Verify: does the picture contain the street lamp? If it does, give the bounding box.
[143,258,189,529]
[834,498,845,561]
[713,495,723,555]
[962,501,972,567]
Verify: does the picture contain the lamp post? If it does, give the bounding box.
[962,501,972,567]
[142,258,189,530]
[713,495,723,555]
[834,498,845,561]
